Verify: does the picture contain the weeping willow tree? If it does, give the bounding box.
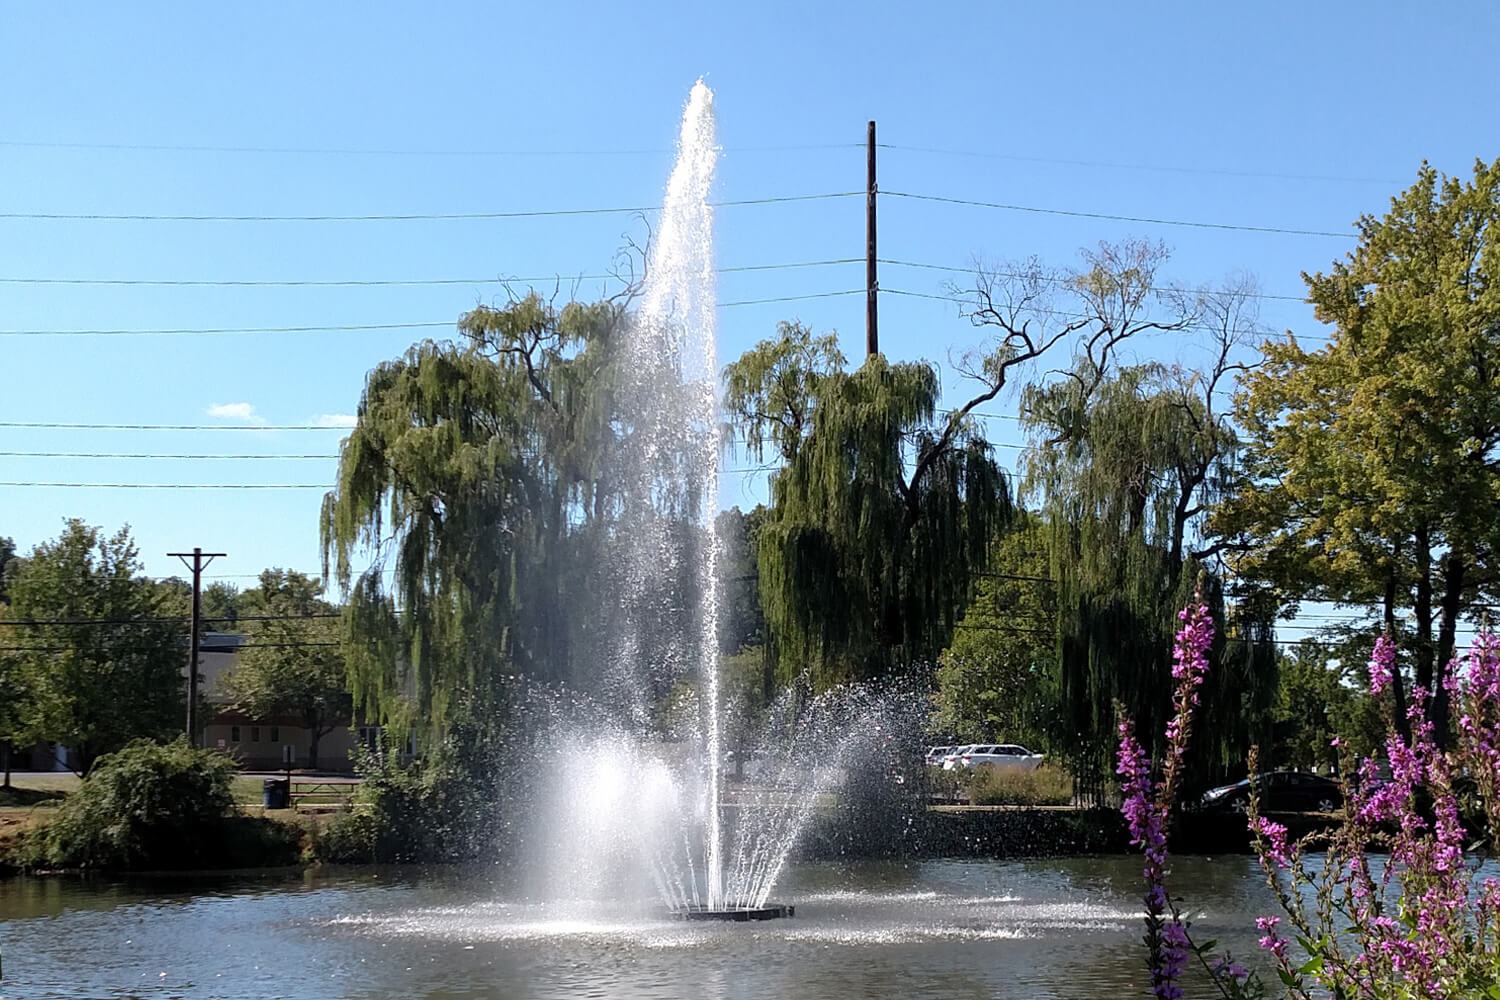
[321,292,629,729]
[960,240,1278,794]
[723,313,1086,686]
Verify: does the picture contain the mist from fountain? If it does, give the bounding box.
[531,80,896,917]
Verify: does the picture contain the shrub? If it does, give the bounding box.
[36,737,237,870]
[219,813,306,868]
[313,718,513,864]
[313,809,381,863]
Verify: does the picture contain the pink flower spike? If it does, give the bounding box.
[1369,634,1396,697]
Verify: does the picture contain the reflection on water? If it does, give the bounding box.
[0,858,1278,1000]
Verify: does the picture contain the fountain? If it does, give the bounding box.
[530,80,878,922]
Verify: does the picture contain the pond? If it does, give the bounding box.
[0,857,1276,999]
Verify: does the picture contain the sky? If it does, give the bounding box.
[3,2,1497,644]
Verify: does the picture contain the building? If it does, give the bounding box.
[12,632,401,774]
[197,632,368,773]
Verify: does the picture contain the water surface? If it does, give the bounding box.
[0,857,1276,999]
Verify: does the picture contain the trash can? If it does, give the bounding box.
[263,778,290,810]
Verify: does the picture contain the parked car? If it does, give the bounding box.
[945,744,1045,772]
[941,745,976,770]
[925,745,956,766]
[1199,771,1343,814]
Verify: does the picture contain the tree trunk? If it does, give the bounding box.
[1413,523,1435,699]
[1383,561,1412,743]
[2,742,11,790]
[1432,552,1466,746]
[308,728,321,771]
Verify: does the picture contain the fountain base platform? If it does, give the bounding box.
[669,903,794,922]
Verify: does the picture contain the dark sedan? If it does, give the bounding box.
[1199,771,1343,814]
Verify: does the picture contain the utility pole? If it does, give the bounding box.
[866,120,879,358]
[169,547,225,747]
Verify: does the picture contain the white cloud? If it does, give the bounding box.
[313,413,358,428]
[206,402,264,424]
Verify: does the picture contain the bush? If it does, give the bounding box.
[13,737,302,871]
[313,718,513,864]
[35,737,236,869]
[313,809,381,863]
[219,814,306,868]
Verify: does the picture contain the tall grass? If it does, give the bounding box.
[931,764,1073,806]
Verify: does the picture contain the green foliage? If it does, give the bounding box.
[1217,158,1500,737]
[149,577,243,631]
[322,293,629,728]
[934,515,1058,747]
[0,520,184,771]
[319,705,519,864]
[0,533,15,603]
[1269,640,1374,771]
[318,749,483,864]
[721,320,844,465]
[222,569,352,769]
[988,241,1277,794]
[715,506,767,654]
[724,323,1012,685]
[32,737,237,870]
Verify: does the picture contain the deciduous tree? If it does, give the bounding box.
[223,569,352,770]
[323,292,631,727]
[1215,159,1500,740]
[970,241,1276,790]
[2,521,182,772]
[723,322,1019,685]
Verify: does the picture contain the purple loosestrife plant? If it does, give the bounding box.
[1241,630,1500,999]
[1118,596,1262,999]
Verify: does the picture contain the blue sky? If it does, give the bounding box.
[3,1,1497,634]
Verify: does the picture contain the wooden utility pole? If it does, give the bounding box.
[169,547,225,747]
[866,120,878,358]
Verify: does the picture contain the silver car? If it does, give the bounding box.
[947,744,1044,772]
[925,745,956,766]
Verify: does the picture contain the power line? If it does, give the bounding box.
[0,289,863,338]
[0,421,794,437]
[880,258,1307,303]
[0,640,340,652]
[0,187,1355,239]
[1,135,1388,186]
[0,258,861,288]
[883,190,1353,239]
[1,138,862,157]
[0,422,344,431]
[0,482,332,489]
[946,620,1402,650]
[0,191,861,223]
[0,320,453,338]
[0,451,336,459]
[886,287,1334,344]
[0,450,778,469]
[875,144,1401,186]
[722,289,861,308]
[0,612,341,627]
[0,466,775,485]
